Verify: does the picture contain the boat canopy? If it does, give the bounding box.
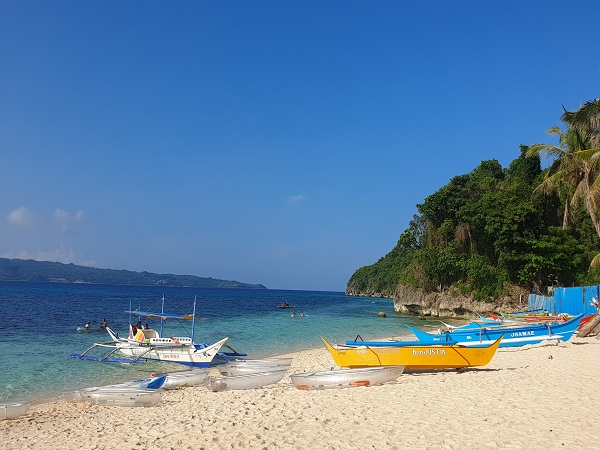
[124,310,206,321]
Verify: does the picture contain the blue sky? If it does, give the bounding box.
[1,1,599,291]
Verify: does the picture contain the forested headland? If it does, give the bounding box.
[347,99,600,306]
[0,258,267,289]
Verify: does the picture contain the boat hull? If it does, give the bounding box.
[160,369,208,389]
[219,362,291,376]
[405,314,583,347]
[205,369,287,391]
[108,335,229,367]
[80,387,163,407]
[227,357,293,365]
[322,336,502,370]
[290,366,404,390]
[0,402,31,420]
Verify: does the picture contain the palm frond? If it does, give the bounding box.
[546,125,564,136]
[527,143,565,159]
[590,252,600,271]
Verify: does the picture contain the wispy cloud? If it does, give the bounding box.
[1,245,95,267]
[53,208,86,232]
[6,207,36,226]
[288,194,306,204]
[6,207,87,232]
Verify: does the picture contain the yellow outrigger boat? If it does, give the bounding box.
[321,334,503,371]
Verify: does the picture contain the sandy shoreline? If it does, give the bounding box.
[2,336,599,449]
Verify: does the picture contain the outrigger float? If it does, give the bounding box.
[70,296,230,368]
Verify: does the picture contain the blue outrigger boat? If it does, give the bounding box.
[347,314,584,348]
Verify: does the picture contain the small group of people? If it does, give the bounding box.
[84,318,108,330]
[130,320,150,337]
[291,308,304,318]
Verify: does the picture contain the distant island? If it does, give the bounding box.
[0,258,267,289]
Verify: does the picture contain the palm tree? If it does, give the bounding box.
[527,100,600,235]
[562,98,600,148]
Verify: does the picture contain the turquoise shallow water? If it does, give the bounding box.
[0,282,438,403]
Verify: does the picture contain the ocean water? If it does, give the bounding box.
[0,282,436,403]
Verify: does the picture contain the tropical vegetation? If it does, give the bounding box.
[347,98,600,301]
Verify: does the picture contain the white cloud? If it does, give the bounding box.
[6,207,36,226]
[53,208,86,231]
[288,194,305,203]
[1,245,95,267]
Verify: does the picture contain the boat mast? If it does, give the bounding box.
[191,295,197,342]
[159,294,165,338]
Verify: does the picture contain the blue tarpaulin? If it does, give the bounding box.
[528,285,600,316]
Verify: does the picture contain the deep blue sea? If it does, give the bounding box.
[0,282,436,404]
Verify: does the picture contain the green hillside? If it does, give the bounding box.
[347,99,600,301]
[0,258,266,289]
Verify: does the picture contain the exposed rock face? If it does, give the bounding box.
[393,285,528,318]
[345,288,393,298]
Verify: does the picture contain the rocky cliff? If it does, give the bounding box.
[393,285,529,318]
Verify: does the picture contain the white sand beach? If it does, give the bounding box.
[2,336,599,450]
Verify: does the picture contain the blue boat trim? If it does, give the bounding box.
[147,375,167,389]
[403,314,584,348]
[69,353,147,364]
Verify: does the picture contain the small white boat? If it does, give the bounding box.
[63,390,84,402]
[227,357,293,365]
[158,369,208,389]
[205,369,287,391]
[290,366,405,390]
[80,387,163,407]
[0,402,31,420]
[63,375,165,402]
[116,374,167,389]
[219,362,291,376]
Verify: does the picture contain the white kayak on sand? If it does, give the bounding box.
[205,369,287,391]
[64,375,166,401]
[0,402,31,420]
[219,362,291,376]
[155,369,208,389]
[290,366,405,390]
[112,374,167,390]
[80,387,163,407]
[227,357,293,365]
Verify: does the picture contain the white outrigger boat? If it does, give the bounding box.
[290,366,405,390]
[71,296,229,368]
